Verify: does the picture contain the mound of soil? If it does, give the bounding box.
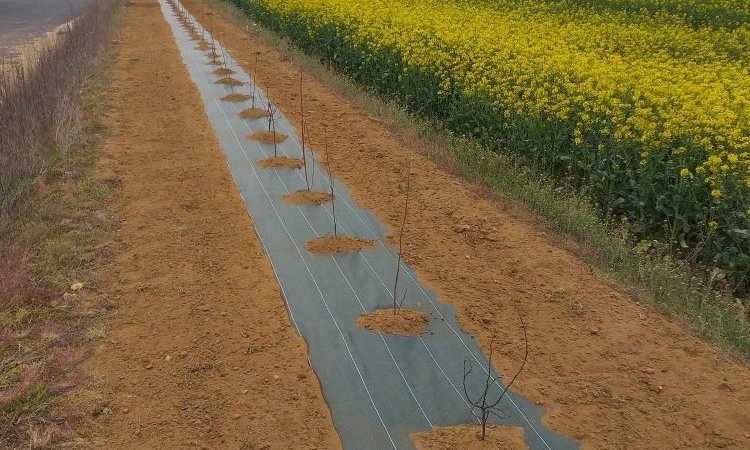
[221,93,251,102]
[216,76,243,86]
[305,235,374,255]
[212,67,236,75]
[411,425,529,450]
[247,130,287,144]
[357,308,429,336]
[195,43,210,51]
[239,107,268,119]
[207,60,223,66]
[258,156,303,169]
[207,51,221,59]
[284,191,332,205]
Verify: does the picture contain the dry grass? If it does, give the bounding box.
[0,0,122,446]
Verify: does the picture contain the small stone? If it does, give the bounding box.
[123,408,129,414]
[180,351,188,358]
[71,282,85,291]
[232,414,240,420]
[165,355,173,362]
[590,327,599,335]
[145,362,153,370]
[718,381,732,391]
[242,389,248,394]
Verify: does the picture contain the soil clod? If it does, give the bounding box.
[216,76,243,86]
[221,93,251,102]
[247,130,287,144]
[258,156,304,170]
[305,235,374,255]
[357,308,429,336]
[284,191,333,205]
[240,107,269,119]
[212,67,236,75]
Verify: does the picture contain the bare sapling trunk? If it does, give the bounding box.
[251,52,259,109]
[462,303,529,441]
[300,72,310,191]
[392,161,411,314]
[324,126,337,236]
[266,101,279,157]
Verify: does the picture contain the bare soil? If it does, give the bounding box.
[284,190,333,205]
[357,308,429,336]
[305,235,375,255]
[240,107,269,119]
[258,156,303,169]
[65,1,340,448]
[215,76,243,86]
[212,67,235,75]
[412,425,529,450]
[220,92,249,102]
[183,0,750,448]
[247,130,287,144]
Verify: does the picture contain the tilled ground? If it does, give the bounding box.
[66,1,340,448]
[68,0,750,448]
[179,0,750,448]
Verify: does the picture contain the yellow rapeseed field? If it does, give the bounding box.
[234,0,750,287]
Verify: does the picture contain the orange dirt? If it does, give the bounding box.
[412,425,529,450]
[305,235,375,255]
[207,59,223,66]
[247,130,287,144]
[212,67,235,75]
[65,1,340,448]
[215,76,243,86]
[284,190,333,205]
[240,107,269,119]
[258,156,303,169]
[220,92,250,102]
[357,308,429,336]
[182,0,750,448]
[195,43,210,50]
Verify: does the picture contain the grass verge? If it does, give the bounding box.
[197,0,749,362]
[0,1,122,446]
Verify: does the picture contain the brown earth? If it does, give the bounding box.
[284,190,333,205]
[258,156,303,169]
[220,92,247,102]
[357,308,429,336]
[212,67,235,75]
[305,235,375,255]
[65,1,340,449]
[240,107,269,119]
[412,425,529,450]
[247,130,287,144]
[181,0,750,448]
[215,76,243,86]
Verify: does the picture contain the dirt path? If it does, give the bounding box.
[178,1,750,449]
[66,1,340,448]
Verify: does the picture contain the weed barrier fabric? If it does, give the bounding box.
[158,1,579,449]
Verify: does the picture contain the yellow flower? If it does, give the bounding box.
[680,168,691,178]
[708,220,718,230]
[711,189,722,198]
